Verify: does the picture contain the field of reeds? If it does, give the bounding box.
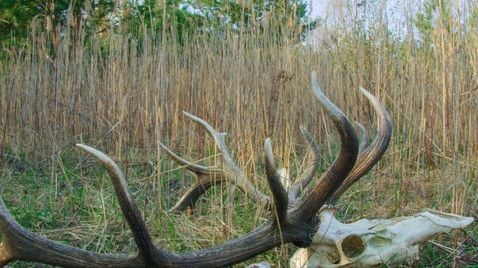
[0,4,477,267]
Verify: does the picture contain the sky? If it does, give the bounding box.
[306,0,414,36]
[308,0,407,21]
[309,0,327,19]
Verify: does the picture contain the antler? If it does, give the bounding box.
[0,71,392,267]
[161,112,322,212]
[327,87,392,203]
[160,112,270,212]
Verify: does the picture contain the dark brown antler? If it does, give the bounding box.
[0,71,392,267]
[161,114,323,213]
[327,87,393,203]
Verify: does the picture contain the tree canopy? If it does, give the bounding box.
[0,0,313,47]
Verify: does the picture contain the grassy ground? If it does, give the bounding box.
[1,3,478,266]
[0,145,476,267]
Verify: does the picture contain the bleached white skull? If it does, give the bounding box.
[290,209,474,268]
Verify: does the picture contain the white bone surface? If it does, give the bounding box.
[290,209,474,268]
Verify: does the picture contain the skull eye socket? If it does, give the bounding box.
[341,234,365,258]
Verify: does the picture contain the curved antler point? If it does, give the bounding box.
[264,138,274,167]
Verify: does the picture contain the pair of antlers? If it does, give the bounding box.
[0,72,392,267]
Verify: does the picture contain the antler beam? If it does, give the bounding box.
[0,71,392,267]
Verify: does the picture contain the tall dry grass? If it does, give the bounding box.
[0,2,477,266]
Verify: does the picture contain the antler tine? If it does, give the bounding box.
[264,138,288,223]
[162,112,269,212]
[76,144,158,265]
[355,121,369,153]
[0,198,143,267]
[327,87,392,203]
[293,72,359,221]
[160,142,228,212]
[288,126,321,201]
[182,111,242,175]
[159,142,221,174]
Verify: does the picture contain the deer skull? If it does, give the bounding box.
[290,209,474,268]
